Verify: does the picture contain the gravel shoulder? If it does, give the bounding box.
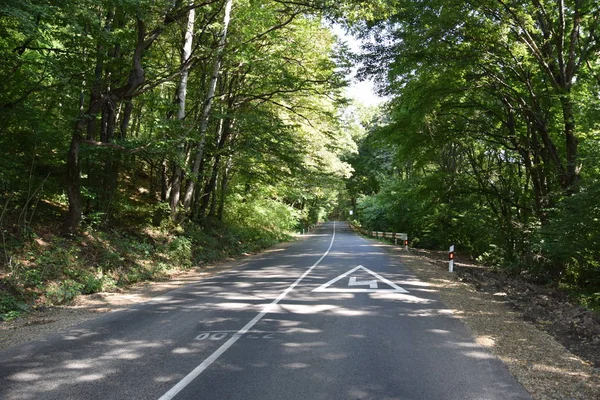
[2,235,599,399]
[387,244,600,400]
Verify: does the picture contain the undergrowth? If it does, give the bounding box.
[0,220,290,321]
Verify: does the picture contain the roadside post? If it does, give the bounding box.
[449,245,455,272]
[397,233,408,251]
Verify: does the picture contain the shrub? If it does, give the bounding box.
[167,236,193,268]
[231,197,298,239]
[45,280,83,304]
[540,181,600,290]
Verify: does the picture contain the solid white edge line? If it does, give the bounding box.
[157,221,336,400]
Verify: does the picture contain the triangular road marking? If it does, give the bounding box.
[312,265,409,293]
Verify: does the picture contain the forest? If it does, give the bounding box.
[1,0,599,319]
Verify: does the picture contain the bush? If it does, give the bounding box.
[540,182,600,290]
[80,271,104,294]
[167,236,193,268]
[224,195,299,240]
[45,280,83,304]
[0,282,29,321]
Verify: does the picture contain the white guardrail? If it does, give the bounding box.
[350,224,409,251]
[350,223,456,271]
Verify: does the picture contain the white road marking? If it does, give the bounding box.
[158,222,336,400]
[195,331,276,341]
[348,277,378,289]
[312,265,409,293]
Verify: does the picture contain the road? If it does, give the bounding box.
[0,221,531,399]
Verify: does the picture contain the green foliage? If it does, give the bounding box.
[574,291,600,312]
[0,207,304,317]
[45,280,83,304]
[225,191,300,240]
[540,181,600,290]
[0,284,29,321]
[0,0,361,320]
[344,0,600,311]
[167,236,193,268]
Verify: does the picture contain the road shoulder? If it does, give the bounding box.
[383,244,599,400]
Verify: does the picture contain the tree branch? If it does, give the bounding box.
[81,139,152,154]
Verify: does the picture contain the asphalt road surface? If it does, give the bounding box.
[0,221,532,399]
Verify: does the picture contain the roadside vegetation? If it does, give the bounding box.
[0,197,313,320]
[0,0,357,321]
[345,1,600,311]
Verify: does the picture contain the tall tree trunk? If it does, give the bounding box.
[101,101,119,216]
[199,117,228,217]
[120,99,133,139]
[217,134,236,221]
[191,157,210,220]
[98,28,123,218]
[560,94,579,191]
[201,155,221,218]
[65,134,82,235]
[161,158,169,202]
[170,8,196,220]
[64,99,105,234]
[183,0,233,210]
